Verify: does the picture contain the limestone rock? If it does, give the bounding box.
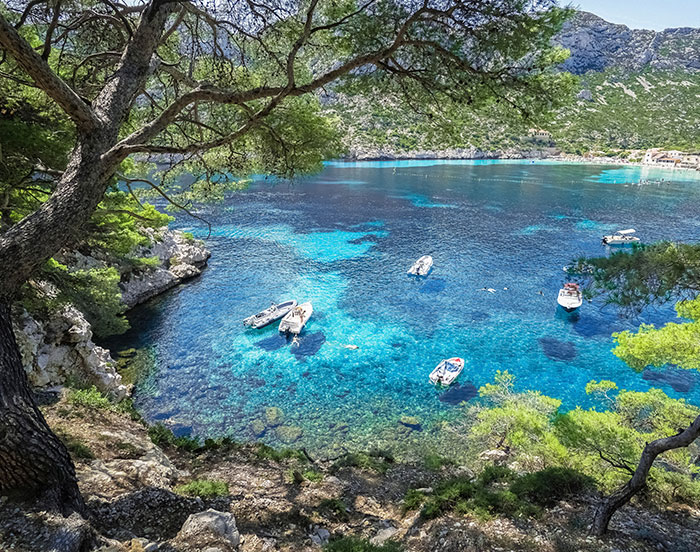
[174,509,240,551]
[370,526,398,546]
[76,435,185,499]
[121,229,210,308]
[12,305,128,400]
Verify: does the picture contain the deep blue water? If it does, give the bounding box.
[110,160,700,458]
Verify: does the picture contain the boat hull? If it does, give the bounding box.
[244,300,297,329]
[408,255,433,276]
[279,302,313,335]
[429,357,465,386]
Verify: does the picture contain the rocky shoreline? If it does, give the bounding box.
[341,146,648,167]
[12,228,210,400]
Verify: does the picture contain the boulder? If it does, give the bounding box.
[370,526,398,546]
[174,509,240,551]
[250,419,266,437]
[264,407,284,427]
[275,425,303,443]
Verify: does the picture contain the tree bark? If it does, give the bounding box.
[0,302,85,515]
[591,414,700,535]
[0,3,176,514]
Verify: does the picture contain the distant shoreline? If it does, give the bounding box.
[335,152,700,173]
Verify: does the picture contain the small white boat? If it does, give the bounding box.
[243,300,297,329]
[279,302,313,335]
[429,357,465,386]
[601,229,641,246]
[557,283,583,312]
[408,255,433,276]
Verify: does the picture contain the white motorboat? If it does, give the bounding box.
[429,357,465,386]
[243,300,297,329]
[279,302,313,335]
[601,229,641,246]
[557,283,583,312]
[408,255,433,276]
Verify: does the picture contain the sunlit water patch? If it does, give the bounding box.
[105,160,700,460]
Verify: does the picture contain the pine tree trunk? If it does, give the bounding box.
[0,301,85,515]
[591,414,700,536]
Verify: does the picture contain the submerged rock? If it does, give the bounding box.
[275,425,303,443]
[439,382,478,405]
[399,416,422,431]
[265,407,285,427]
[539,337,577,362]
[250,419,267,437]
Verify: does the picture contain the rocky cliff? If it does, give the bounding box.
[557,11,700,74]
[12,228,210,399]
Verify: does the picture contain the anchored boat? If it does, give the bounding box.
[557,283,583,312]
[243,300,297,329]
[408,255,433,276]
[601,229,640,246]
[279,302,313,335]
[429,357,465,386]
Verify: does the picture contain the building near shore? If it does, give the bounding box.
[643,148,700,170]
[526,129,553,144]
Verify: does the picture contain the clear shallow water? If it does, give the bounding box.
[108,161,700,459]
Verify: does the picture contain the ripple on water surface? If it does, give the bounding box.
[111,161,700,460]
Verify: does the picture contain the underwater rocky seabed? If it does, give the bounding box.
[105,160,700,461]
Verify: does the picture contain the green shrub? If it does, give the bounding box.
[148,423,176,447]
[318,497,349,521]
[331,450,393,473]
[303,469,324,482]
[324,537,402,552]
[147,423,201,451]
[174,479,229,498]
[58,432,94,460]
[402,488,426,512]
[423,453,451,471]
[477,465,517,486]
[510,467,593,506]
[255,443,307,462]
[422,477,475,518]
[67,386,112,410]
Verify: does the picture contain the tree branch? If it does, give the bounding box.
[0,12,99,130]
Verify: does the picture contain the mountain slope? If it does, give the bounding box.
[558,11,700,75]
[330,11,700,157]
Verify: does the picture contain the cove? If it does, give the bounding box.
[107,160,700,459]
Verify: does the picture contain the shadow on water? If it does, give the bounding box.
[539,337,577,362]
[255,333,292,352]
[292,332,326,359]
[439,382,479,405]
[643,366,699,393]
[419,278,447,294]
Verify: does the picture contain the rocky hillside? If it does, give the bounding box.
[558,11,700,75]
[330,11,700,158]
[3,394,700,551]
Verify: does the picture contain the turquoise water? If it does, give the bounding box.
[110,161,700,458]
